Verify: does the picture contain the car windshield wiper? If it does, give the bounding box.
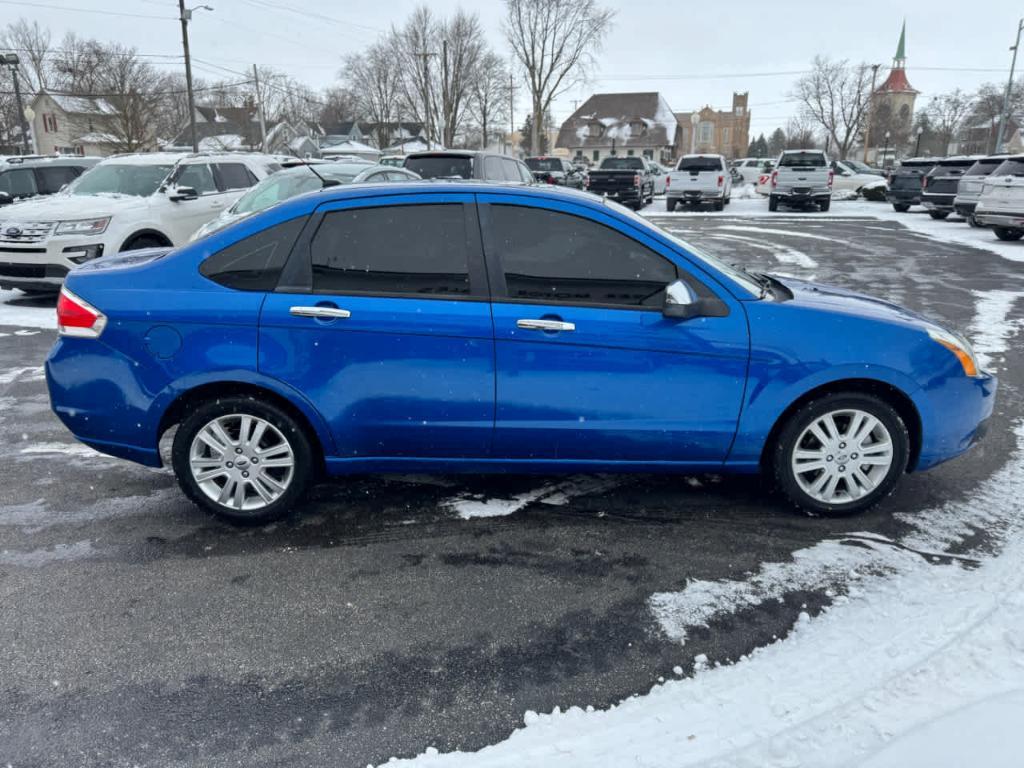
[731,263,771,298]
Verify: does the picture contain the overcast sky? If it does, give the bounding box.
[10,0,1024,135]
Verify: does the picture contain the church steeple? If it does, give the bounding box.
[893,20,907,69]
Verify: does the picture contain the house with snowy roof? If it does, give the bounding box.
[30,90,124,156]
[165,105,315,156]
[555,92,681,165]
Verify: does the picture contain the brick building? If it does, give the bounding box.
[674,93,750,159]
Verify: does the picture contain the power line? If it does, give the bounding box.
[0,0,171,20]
[0,79,254,99]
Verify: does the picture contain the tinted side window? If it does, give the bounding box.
[215,162,257,191]
[200,216,306,291]
[311,204,471,297]
[175,163,217,194]
[0,168,38,197]
[484,156,504,180]
[489,205,678,307]
[35,165,81,194]
[517,161,534,184]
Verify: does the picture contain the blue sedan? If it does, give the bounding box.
[45,183,996,524]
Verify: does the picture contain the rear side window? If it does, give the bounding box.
[501,158,521,181]
[310,204,471,297]
[676,157,722,172]
[404,155,473,179]
[200,216,306,291]
[35,165,82,194]
[215,162,258,191]
[488,204,678,307]
[484,156,504,180]
[517,161,534,184]
[964,160,1002,176]
[778,152,826,168]
[600,157,644,170]
[991,159,1024,177]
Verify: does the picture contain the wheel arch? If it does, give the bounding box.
[120,228,173,252]
[758,378,922,473]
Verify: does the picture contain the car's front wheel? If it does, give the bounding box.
[928,210,950,220]
[772,393,909,516]
[171,396,314,524]
[892,203,910,212]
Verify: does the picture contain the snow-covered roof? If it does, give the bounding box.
[321,139,381,154]
[47,92,118,116]
[556,93,680,150]
[198,134,246,151]
[73,132,120,145]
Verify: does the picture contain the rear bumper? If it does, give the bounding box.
[953,200,977,217]
[887,190,922,205]
[922,194,956,212]
[667,190,725,202]
[975,210,1024,229]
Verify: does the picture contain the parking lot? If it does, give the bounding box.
[1,208,1022,767]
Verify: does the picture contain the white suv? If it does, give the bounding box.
[974,154,1024,241]
[0,151,277,292]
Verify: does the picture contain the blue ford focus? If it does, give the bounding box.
[46,183,996,524]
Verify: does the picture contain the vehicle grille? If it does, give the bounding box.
[0,221,55,244]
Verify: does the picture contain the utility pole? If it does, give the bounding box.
[178,0,198,152]
[508,70,514,155]
[0,54,30,153]
[996,18,1024,153]
[440,38,448,149]
[863,63,880,164]
[252,64,267,152]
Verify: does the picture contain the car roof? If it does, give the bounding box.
[1,155,100,168]
[406,150,487,158]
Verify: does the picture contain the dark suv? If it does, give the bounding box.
[524,156,584,188]
[886,157,938,212]
[922,156,982,220]
[403,151,533,183]
[0,155,101,206]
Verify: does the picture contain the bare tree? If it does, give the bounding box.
[319,85,359,127]
[792,56,872,159]
[784,116,818,149]
[923,89,972,155]
[503,0,615,154]
[50,32,108,94]
[90,44,164,152]
[468,52,510,149]
[434,10,486,147]
[343,41,400,148]
[1,19,53,90]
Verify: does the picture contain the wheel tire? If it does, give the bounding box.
[171,395,314,525]
[892,203,910,212]
[928,210,950,220]
[122,235,166,252]
[819,199,831,212]
[994,227,1024,241]
[712,199,724,211]
[967,213,981,228]
[768,195,779,212]
[666,198,677,212]
[724,196,731,205]
[772,393,910,517]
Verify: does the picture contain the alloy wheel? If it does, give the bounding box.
[188,414,295,511]
[790,408,894,505]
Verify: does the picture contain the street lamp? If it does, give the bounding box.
[177,2,214,153]
[882,130,891,169]
[0,53,31,154]
[996,18,1024,153]
[915,126,924,156]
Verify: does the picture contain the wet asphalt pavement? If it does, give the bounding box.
[1,207,1021,767]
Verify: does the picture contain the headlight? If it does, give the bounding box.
[927,326,980,377]
[56,217,110,236]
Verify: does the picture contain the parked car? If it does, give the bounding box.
[584,156,655,209]
[831,159,887,196]
[953,155,1006,226]
[191,162,421,241]
[974,154,1024,240]
[524,156,584,189]
[839,159,885,177]
[649,162,670,195]
[769,149,833,211]
[47,183,994,524]
[0,151,276,293]
[732,157,774,184]
[921,156,982,220]
[403,150,534,183]
[379,155,405,168]
[666,154,732,211]
[0,155,101,206]
[886,157,939,212]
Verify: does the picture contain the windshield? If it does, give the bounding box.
[676,157,722,172]
[600,157,644,170]
[525,158,562,172]
[404,155,473,179]
[69,164,174,197]
[778,152,826,168]
[603,198,761,297]
[231,170,325,215]
[843,159,877,174]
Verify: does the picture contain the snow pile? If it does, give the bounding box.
[0,290,55,330]
[443,476,622,520]
[967,290,1024,371]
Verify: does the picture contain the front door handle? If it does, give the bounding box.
[517,318,575,332]
[290,306,351,319]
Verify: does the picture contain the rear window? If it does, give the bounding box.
[676,157,722,172]
[778,152,827,168]
[404,155,473,180]
[990,159,1024,177]
[600,157,644,170]
[928,161,974,177]
[964,159,1006,176]
[526,158,562,172]
[200,216,306,291]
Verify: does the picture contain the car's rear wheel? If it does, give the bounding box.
[666,198,677,212]
[892,203,910,212]
[928,210,950,220]
[819,199,831,212]
[171,396,314,525]
[768,195,779,212]
[772,393,909,516]
[994,226,1024,241]
[712,199,724,211]
[967,213,981,228]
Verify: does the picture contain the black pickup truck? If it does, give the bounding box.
[584,156,655,209]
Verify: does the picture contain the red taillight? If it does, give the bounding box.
[665,176,670,188]
[922,175,929,189]
[57,287,106,338]
[717,174,724,187]
[827,170,834,187]
[770,170,778,188]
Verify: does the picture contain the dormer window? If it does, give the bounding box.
[587,121,604,138]
[629,120,646,135]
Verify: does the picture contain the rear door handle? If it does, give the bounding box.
[517,318,575,332]
[290,306,351,319]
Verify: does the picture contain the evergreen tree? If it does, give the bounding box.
[767,127,786,156]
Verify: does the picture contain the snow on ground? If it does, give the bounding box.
[0,289,56,330]
[968,290,1024,371]
[444,475,622,520]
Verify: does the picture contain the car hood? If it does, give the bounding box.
[0,192,149,221]
[191,209,251,241]
[772,275,937,330]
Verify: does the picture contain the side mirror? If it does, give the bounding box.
[168,185,198,202]
[0,191,10,206]
[662,280,728,320]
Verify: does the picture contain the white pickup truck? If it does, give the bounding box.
[769,149,833,212]
[665,154,731,211]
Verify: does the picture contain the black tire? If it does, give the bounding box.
[994,227,1024,241]
[819,199,831,212]
[967,213,981,228]
[724,196,731,205]
[121,234,167,252]
[666,198,677,212]
[928,210,950,220]
[892,203,910,212]
[771,392,910,517]
[712,199,724,211]
[171,395,315,525]
[768,195,779,212]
